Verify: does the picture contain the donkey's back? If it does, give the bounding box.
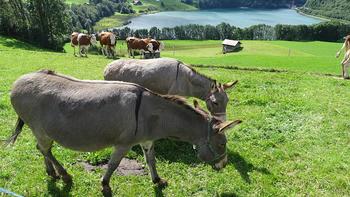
[10,70,142,151]
[104,58,184,95]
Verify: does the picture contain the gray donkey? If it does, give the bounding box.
[5,70,241,196]
[104,58,238,121]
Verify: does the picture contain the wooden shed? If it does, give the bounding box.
[222,39,242,54]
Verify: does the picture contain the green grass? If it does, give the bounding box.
[65,0,88,5]
[129,0,197,13]
[161,40,343,74]
[94,13,137,31]
[1,36,350,196]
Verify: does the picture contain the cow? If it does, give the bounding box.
[148,39,165,58]
[99,32,117,58]
[71,32,97,57]
[336,35,350,79]
[126,37,154,58]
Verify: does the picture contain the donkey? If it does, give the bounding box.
[336,35,350,79]
[5,70,241,196]
[104,58,238,121]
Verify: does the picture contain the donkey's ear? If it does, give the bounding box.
[210,82,217,92]
[214,120,242,133]
[193,99,200,108]
[193,99,210,116]
[223,80,238,90]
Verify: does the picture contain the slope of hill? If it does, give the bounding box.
[197,0,306,9]
[301,0,350,21]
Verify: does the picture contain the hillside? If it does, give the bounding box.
[197,0,306,9]
[301,0,350,21]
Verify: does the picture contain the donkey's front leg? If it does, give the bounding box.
[101,145,131,196]
[141,142,167,187]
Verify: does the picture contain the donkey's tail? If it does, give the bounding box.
[1,117,24,147]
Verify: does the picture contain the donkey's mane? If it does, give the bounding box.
[183,62,216,83]
[160,95,206,118]
[38,69,207,118]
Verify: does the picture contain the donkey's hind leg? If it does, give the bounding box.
[36,138,72,183]
[141,141,167,187]
[35,140,59,180]
[101,145,131,196]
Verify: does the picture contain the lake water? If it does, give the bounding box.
[124,8,323,29]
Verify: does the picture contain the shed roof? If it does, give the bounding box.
[222,39,241,46]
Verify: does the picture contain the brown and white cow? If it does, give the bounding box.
[99,32,117,58]
[149,39,165,58]
[71,32,97,57]
[336,35,350,79]
[126,37,154,58]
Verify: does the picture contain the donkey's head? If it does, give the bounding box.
[205,80,238,121]
[193,100,242,170]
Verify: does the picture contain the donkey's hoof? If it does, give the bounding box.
[48,173,60,181]
[155,178,168,188]
[62,174,72,183]
[102,185,112,197]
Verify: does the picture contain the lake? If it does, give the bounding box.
[123,8,323,29]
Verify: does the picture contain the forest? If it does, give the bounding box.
[300,0,350,21]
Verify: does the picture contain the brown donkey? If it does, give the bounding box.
[5,70,241,196]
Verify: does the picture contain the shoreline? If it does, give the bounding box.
[100,7,333,31]
[294,8,331,22]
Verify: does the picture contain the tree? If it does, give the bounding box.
[28,0,71,50]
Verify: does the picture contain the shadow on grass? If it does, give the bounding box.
[0,37,41,51]
[47,179,73,197]
[220,192,240,197]
[131,139,199,165]
[133,140,271,184]
[228,151,271,183]
[154,185,165,197]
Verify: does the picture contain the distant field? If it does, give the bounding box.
[94,13,137,31]
[1,36,349,196]
[65,0,88,4]
[87,39,342,74]
[161,40,342,74]
[129,0,197,13]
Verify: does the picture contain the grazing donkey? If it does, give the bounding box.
[336,35,350,79]
[5,70,241,196]
[104,58,238,121]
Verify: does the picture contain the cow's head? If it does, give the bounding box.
[146,43,154,53]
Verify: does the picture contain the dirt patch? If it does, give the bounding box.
[78,158,147,176]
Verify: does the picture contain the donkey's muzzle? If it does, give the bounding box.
[213,155,228,170]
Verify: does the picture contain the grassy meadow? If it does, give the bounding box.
[0,36,350,196]
[65,0,88,5]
